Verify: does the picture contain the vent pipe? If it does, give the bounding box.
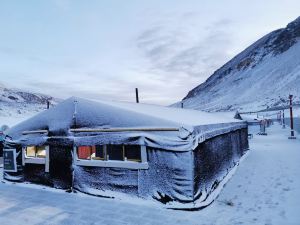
[135,88,139,103]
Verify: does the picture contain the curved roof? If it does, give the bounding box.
[6,97,246,151]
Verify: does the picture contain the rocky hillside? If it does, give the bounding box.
[176,17,300,112]
[0,85,59,126]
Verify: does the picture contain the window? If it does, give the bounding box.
[107,145,124,161]
[77,146,91,159]
[22,145,49,172]
[77,146,105,160]
[124,145,141,162]
[94,145,105,160]
[25,146,46,158]
[75,144,147,169]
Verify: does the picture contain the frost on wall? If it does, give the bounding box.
[73,148,193,203]
[73,167,139,196]
[139,148,193,203]
[194,128,248,202]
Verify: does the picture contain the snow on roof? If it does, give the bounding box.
[99,99,240,126]
[6,97,247,151]
[8,96,241,133]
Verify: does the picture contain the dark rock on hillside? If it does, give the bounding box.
[179,16,300,112]
[184,17,300,100]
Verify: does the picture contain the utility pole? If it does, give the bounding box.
[278,111,282,124]
[135,88,139,103]
[288,94,296,139]
[282,109,286,129]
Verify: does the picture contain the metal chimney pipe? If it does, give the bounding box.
[135,88,139,103]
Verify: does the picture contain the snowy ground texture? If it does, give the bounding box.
[0,123,300,225]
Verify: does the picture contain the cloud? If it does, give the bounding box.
[27,74,169,104]
[0,7,238,105]
[136,16,235,79]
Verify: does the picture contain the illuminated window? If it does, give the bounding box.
[36,146,46,158]
[23,145,49,172]
[75,145,147,169]
[77,146,92,160]
[77,145,105,160]
[77,145,142,162]
[25,146,46,158]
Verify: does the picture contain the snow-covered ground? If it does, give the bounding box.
[0,113,37,128]
[0,84,59,129]
[0,123,299,225]
[0,105,47,128]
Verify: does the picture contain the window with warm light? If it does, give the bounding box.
[25,146,47,158]
[77,145,105,160]
[23,145,49,172]
[75,144,147,169]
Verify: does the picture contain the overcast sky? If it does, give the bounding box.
[0,0,299,105]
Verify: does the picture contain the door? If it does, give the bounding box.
[49,146,73,189]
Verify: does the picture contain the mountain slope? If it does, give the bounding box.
[0,85,58,126]
[177,17,300,112]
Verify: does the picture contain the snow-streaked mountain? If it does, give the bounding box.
[0,85,59,126]
[175,17,300,112]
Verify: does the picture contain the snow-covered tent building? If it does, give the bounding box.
[3,97,248,209]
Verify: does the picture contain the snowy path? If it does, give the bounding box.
[0,123,299,225]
